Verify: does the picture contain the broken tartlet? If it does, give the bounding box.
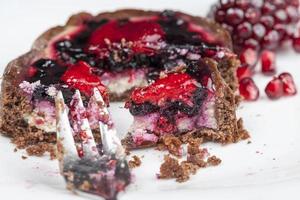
[0,9,242,154]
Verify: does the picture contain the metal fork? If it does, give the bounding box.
[55,88,131,200]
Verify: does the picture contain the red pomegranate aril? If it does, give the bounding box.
[261,50,276,75]
[262,2,276,15]
[244,38,259,50]
[239,48,258,68]
[210,0,300,52]
[286,6,299,22]
[260,15,275,29]
[245,8,261,24]
[262,30,280,50]
[220,0,235,9]
[215,10,226,22]
[226,8,244,25]
[265,77,284,99]
[239,78,260,101]
[292,37,300,53]
[237,66,252,81]
[253,23,266,39]
[274,9,288,23]
[279,72,297,95]
[236,0,251,10]
[237,22,252,38]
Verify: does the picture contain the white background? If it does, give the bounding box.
[1,1,300,200]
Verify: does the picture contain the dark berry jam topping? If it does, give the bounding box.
[25,10,226,103]
[28,59,67,85]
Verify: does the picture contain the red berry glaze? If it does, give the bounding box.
[237,66,253,81]
[130,73,198,105]
[61,61,108,100]
[261,50,276,75]
[265,77,284,99]
[28,66,38,77]
[88,20,165,55]
[239,78,260,101]
[279,72,297,96]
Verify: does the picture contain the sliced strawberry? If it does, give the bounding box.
[130,73,198,105]
[61,61,108,102]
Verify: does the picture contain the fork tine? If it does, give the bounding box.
[93,88,125,158]
[71,90,100,159]
[99,122,125,158]
[55,91,78,161]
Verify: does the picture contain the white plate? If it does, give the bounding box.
[1,1,300,200]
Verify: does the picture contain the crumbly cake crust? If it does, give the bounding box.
[0,9,240,155]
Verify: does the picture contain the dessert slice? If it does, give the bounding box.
[123,58,246,149]
[1,9,241,155]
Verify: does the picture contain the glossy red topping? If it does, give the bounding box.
[130,73,198,105]
[61,61,108,100]
[88,20,165,55]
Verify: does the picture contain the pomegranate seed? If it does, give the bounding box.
[210,0,300,52]
[215,10,226,22]
[292,37,300,53]
[261,50,276,75]
[239,48,258,68]
[237,22,252,38]
[265,77,284,99]
[219,0,235,9]
[244,38,259,50]
[274,9,288,23]
[226,8,244,25]
[253,23,266,39]
[279,72,297,95]
[237,66,252,81]
[245,8,261,24]
[260,16,275,29]
[239,78,260,101]
[262,30,280,50]
[235,0,250,10]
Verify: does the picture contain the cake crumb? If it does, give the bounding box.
[14,148,18,152]
[157,135,183,157]
[128,155,142,169]
[26,143,56,159]
[158,138,222,183]
[21,155,28,160]
[207,156,222,166]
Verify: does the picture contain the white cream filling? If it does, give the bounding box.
[23,101,56,133]
[101,70,148,96]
